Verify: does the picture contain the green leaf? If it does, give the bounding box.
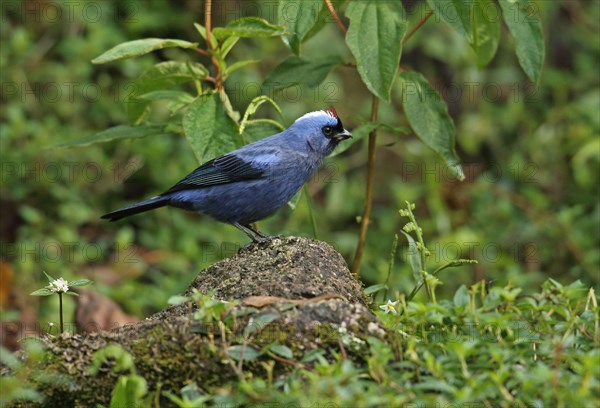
[68,279,93,288]
[225,59,261,76]
[242,120,285,144]
[212,17,286,40]
[92,38,198,64]
[304,0,347,42]
[227,345,260,362]
[287,189,303,210]
[245,312,279,336]
[278,0,325,54]
[126,61,208,124]
[427,0,474,41]
[365,283,388,295]
[399,71,464,180]
[30,288,53,296]
[65,291,79,296]
[193,23,218,47]
[499,0,545,82]
[49,125,173,149]
[182,93,239,164]
[167,295,190,305]
[345,1,407,102]
[401,231,423,284]
[137,90,194,101]
[42,271,55,283]
[453,284,470,307]
[269,344,294,359]
[88,344,135,375]
[239,95,282,135]
[470,0,500,67]
[109,375,148,408]
[263,55,343,91]
[220,36,239,58]
[330,121,378,157]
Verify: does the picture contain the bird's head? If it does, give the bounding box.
[291,106,352,156]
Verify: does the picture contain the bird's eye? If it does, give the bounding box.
[322,126,333,137]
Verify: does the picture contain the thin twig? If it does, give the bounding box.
[352,96,379,276]
[325,0,347,34]
[193,47,210,57]
[402,10,433,45]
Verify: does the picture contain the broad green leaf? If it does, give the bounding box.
[212,17,286,40]
[401,231,423,284]
[182,93,238,164]
[346,1,407,102]
[470,0,500,67]
[331,122,408,157]
[330,122,378,157]
[269,344,294,359]
[30,288,53,296]
[453,284,470,307]
[365,283,388,295]
[88,344,135,375]
[227,345,260,362]
[499,0,545,82]
[68,279,93,288]
[243,120,285,144]
[225,59,261,76]
[263,55,343,91]
[109,375,148,408]
[92,38,198,64]
[427,0,474,41]
[304,0,347,41]
[399,71,464,180]
[245,312,279,335]
[49,125,173,149]
[126,61,207,123]
[278,0,325,54]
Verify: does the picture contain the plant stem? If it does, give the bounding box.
[59,293,64,333]
[402,10,433,45]
[351,96,379,276]
[304,185,319,240]
[325,0,347,34]
[203,0,223,90]
[204,0,213,50]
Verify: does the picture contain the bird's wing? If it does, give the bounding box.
[163,153,266,193]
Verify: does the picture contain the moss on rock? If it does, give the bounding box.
[13,237,386,406]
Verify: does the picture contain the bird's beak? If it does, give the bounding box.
[333,129,352,142]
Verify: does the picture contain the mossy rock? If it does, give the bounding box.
[18,237,388,406]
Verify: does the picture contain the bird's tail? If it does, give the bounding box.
[101,196,168,222]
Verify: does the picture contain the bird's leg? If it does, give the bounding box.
[232,222,265,243]
[246,223,268,239]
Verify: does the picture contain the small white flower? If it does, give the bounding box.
[49,278,69,293]
[379,299,398,315]
[48,322,54,327]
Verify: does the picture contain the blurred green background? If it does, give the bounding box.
[1,0,598,324]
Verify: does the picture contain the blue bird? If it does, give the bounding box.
[101,107,352,241]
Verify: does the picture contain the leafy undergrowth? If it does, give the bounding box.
[188,279,598,407]
[2,278,598,407]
